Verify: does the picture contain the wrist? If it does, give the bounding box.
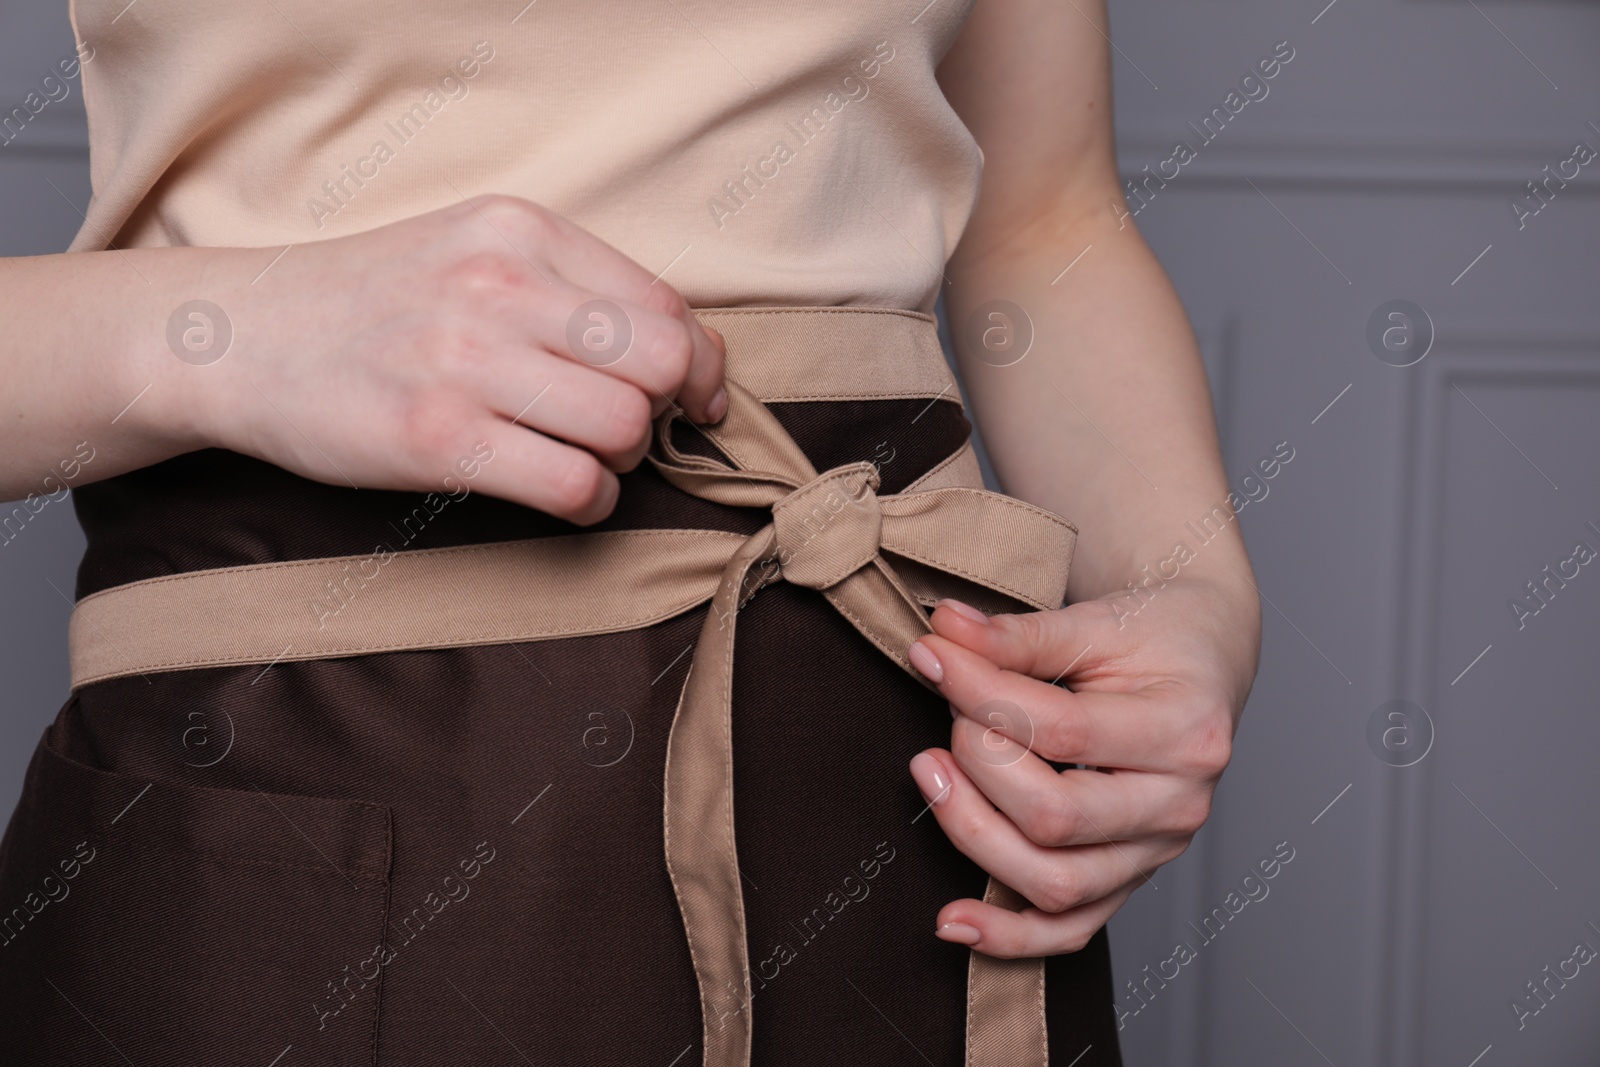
[1074,531,1260,625]
[117,247,254,458]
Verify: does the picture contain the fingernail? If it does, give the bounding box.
[950,702,960,720]
[705,387,728,423]
[909,752,951,807]
[938,922,982,946]
[909,640,943,683]
[939,599,989,625]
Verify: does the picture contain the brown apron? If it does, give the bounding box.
[2,306,1125,1065]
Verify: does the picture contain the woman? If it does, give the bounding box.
[0,0,1260,1063]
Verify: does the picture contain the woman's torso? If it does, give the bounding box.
[3,6,1128,1062]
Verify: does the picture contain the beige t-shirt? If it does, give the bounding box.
[65,0,984,314]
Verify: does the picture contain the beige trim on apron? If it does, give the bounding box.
[68,306,1075,1067]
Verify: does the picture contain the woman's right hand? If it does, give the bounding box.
[152,195,727,524]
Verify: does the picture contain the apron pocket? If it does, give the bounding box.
[0,695,394,1066]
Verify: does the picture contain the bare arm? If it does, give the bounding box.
[937,0,1252,617]
[901,0,1262,959]
[0,198,728,519]
[0,245,229,497]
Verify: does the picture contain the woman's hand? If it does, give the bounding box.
[150,195,726,524]
[905,578,1260,957]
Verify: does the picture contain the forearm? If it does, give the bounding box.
[946,199,1256,611]
[0,246,251,499]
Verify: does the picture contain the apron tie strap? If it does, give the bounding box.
[649,378,1070,1067]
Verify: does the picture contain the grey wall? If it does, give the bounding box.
[3,2,1598,1065]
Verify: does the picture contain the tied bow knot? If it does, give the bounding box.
[770,461,882,590]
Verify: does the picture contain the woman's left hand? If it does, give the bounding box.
[905,578,1260,958]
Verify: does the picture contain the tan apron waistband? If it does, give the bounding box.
[67,305,1075,1067]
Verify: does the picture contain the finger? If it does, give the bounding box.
[463,415,620,525]
[908,750,1163,915]
[434,258,690,425]
[912,633,1197,770]
[948,716,1205,846]
[510,208,727,423]
[928,597,1130,681]
[523,279,705,422]
[485,349,655,473]
[935,883,1136,960]
[434,201,720,423]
